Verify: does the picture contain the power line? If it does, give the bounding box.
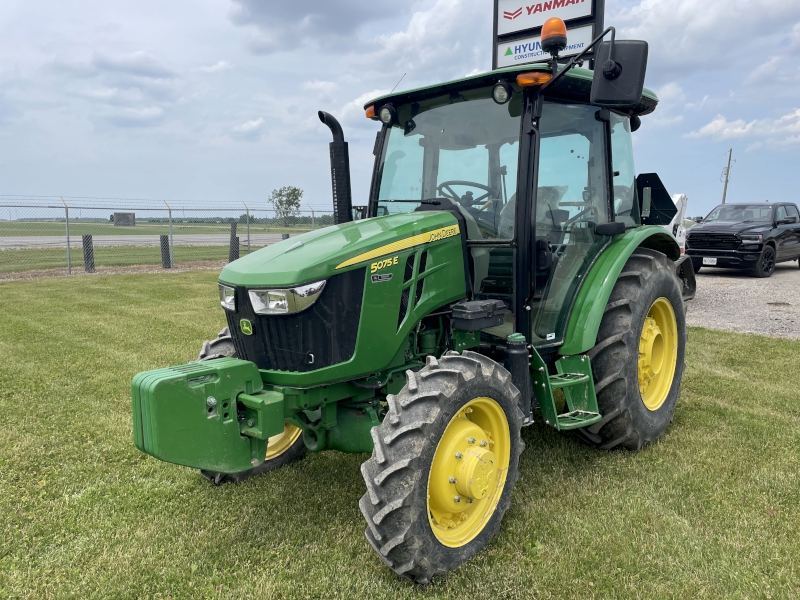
[673,151,730,178]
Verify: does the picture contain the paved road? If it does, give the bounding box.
[0,234,285,249]
[687,262,800,339]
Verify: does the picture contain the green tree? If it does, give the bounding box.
[268,186,303,225]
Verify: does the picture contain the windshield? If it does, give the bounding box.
[376,91,521,239]
[704,204,773,222]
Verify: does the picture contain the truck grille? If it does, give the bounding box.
[686,233,740,250]
[225,268,365,372]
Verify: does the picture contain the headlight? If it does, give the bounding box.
[739,234,762,242]
[218,284,236,311]
[249,280,326,316]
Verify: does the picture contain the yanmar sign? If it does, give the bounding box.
[497,0,593,35]
[495,24,594,68]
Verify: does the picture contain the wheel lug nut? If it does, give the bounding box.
[468,437,475,444]
[454,496,462,503]
[449,477,457,483]
[466,498,474,504]
[480,440,488,447]
[455,452,463,459]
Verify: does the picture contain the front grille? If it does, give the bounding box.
[686,233,740,250]
[226,268,365,372]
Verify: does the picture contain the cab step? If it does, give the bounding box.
[549,372,590,389]
[554,409,601,430]
[530,352,602,432]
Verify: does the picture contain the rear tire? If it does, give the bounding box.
[751,246,776,278]
[359,351,524,583]
[196,328,305,484]
[576,248,686,450]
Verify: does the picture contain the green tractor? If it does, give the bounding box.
[132,25,696,582]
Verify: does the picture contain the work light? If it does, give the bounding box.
[218,284,236,311]
[249,280,327,316]
[492,81,512,104]
[379,105,397,125]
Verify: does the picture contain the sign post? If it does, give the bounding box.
[492,0,604,69]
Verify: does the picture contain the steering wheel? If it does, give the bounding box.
[436,180,500,206]
[563,204,599,228]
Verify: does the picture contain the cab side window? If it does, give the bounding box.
[776,206,788,221]
[610,113,638,227]
[786,205,800,221]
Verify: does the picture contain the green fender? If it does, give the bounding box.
[558,226,680,356]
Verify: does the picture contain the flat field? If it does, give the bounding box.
[1,272,798,599]
[0,221,312,237]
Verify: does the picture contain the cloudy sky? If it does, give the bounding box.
[0,0,798,216]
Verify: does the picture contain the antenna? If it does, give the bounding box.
[390,73,406,93]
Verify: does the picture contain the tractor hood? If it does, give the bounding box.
[219,210,461,288]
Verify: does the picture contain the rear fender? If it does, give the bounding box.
[559,227,680,356]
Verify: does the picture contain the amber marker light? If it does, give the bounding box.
[365,105,376,119]
[541,17,568,56]
[516,71,553,87]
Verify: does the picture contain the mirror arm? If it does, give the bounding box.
[540,26,616,93]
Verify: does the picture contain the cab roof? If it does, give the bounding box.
[366,63,659,117]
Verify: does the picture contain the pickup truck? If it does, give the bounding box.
[686,202,800,277]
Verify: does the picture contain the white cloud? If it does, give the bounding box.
[194,60,232,74]
[647,82,686,128]
[231,117,266,141]
[302,80,339,97]
[614,0,800,77]
[686,109,800,147]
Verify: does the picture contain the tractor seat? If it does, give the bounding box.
[454,203,489,294]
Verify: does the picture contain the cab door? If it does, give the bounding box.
[528,101,612,345]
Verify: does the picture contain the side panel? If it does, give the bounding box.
[558,227,680,356]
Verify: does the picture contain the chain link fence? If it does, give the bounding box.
[0,201,335,277]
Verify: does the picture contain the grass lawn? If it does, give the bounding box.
[0,246,252,274]
[1,272,799,599]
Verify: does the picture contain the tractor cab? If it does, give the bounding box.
[365,60,659,349]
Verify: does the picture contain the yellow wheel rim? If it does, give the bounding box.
[426,397,511,548]
[638,297,678,411]
[265,424,302,460]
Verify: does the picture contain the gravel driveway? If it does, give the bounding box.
[686,261,800,339]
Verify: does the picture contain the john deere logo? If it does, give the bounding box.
[240,319,253,336]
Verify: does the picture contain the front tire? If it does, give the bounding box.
[359,352,524,583]
[752,245,776,278]
[197,328,305,484]
[577,248,686,450]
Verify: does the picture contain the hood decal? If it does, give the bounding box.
[335,224,460,270]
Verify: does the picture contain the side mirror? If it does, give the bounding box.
[777,217,796,225]
[694,216,703,223]
[590,40,648,108]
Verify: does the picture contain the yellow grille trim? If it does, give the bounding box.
[335,224,461,270]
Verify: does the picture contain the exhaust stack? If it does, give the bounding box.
[318,111,353,225]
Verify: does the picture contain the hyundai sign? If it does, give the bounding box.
[496,24,594,68]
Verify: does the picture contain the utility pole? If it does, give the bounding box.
[721,148,733,204]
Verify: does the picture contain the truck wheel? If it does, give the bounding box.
[751,246,776,278]
[197,328,306,484]
[577,248,685,450]
[359,351,524,583]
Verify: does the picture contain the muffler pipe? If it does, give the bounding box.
[318,111,353,225]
